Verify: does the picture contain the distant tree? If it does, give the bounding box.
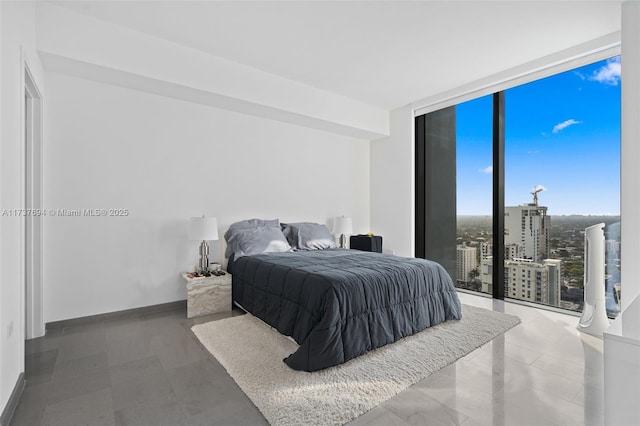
[468,268,480,282]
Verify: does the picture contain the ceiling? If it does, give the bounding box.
[50,1,622,110]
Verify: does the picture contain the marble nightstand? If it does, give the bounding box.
[181,272,232,318]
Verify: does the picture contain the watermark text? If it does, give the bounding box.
[2,208,130,217]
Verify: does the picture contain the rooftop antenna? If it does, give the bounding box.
[531,186,545,206]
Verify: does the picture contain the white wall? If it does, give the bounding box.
[43,72,370,322]
[604,9,640,422]
[620,0,640,327]
[370,106,414,257]
[0,0,45,414]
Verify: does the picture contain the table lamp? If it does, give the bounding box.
[333,216,353,249]
[189,216,219,273]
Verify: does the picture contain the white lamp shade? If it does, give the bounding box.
[333,216,353,235]
[189,216,219,241]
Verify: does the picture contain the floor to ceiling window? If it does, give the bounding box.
[455,95,493,295]
[504,57,621,316]
[416,56,621,316]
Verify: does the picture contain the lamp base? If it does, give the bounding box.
[339,234,347,249]
[198,240,210,273]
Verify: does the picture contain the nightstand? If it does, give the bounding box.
[181,272,232,318]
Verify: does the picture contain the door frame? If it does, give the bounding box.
[22,51,44,339]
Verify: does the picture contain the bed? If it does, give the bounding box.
[225,220,462,372]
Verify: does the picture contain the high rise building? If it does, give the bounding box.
[481,257,562,306]
[481,241,521,260]
[505,258,561,305]
[504,203,550,262]
[480,242,492,261]
[505,243,522,260]
[543,259,562,307]
[606,239,621,261]
[456,245,478,283]
[480,257,493,294]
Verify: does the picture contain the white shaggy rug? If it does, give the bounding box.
[191,304,520,426]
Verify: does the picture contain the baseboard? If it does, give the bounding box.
[0,373,25,426]
[46,299,187,331]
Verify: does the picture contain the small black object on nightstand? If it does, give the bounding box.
[350,234,383,253]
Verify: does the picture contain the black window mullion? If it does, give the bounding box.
[493,92,505,300]
[415,115,426,259]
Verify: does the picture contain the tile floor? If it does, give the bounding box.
[12,292,603,425]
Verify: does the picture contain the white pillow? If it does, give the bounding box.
[281,222,336,251]
[226,226,292,258]
[224,218,280,258]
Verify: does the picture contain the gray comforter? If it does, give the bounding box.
[230,249,462,372]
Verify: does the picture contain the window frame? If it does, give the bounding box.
[415,46,621,303]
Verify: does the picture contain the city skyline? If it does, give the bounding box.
[456,57,621,216]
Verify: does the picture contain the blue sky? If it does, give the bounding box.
[456,57,621,216]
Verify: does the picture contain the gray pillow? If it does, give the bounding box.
[226,226,292,259]
[224,218,279,258]
[281,222,336,251]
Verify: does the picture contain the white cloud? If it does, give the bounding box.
[589,57,621,86]
[532,185,547,192]
[479,165,493,174]
[552,119,581,134]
